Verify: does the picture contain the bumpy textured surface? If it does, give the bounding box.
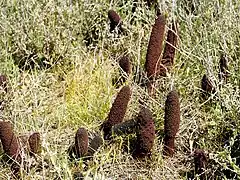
[163,90,180,157]
[0,121,20,161]
[108,10,123,33]
[28,132,41,155]
[101,85,131,139]
[73,128,89,158]
[0,75,7,93]
[164,90,180,137]
[133,107,155,159]
[145,14,166,79]
[219,54,229,82]
[194,149,207,180]
[160,22,178,76]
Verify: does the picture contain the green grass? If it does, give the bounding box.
[0,0,239,179]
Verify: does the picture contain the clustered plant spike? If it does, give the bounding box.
[119,55,132,77]
[117,55,132,85]
[163,90,180,157]
[0,121,21,176]
[0,74,7,93]
[101,85,131,140]
[0,121,43,177]
[68,128,89,159]
[160,21,178,76]
[145,14,166,95]
[219,54,229,82]
[0,121,20,162]
[201,74,215,99]
[108,10,123,34]
[133,107,155,159]
[194,149,207,180]
[28,132,41,156]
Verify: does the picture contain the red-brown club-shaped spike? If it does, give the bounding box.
[219,54,229,82]
[201,74,215,100]
[133,107,155,159]
[73,128,89,159]
[119,55,132,76]
[145,14,166,79]
[145,14,166,95]
[163,90,180,157]
[108,10,123,33]
[0,121,20,161]
[28,132,41,155]
[160,21,178,76]
[194,149,208,180]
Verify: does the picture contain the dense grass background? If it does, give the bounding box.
[0,0,239,179]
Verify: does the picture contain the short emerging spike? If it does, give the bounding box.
[119,55,132,76]
[201,74,215,99]
[133,107,155,159]
[74,128,89,158]
[163,90,180,157]
[160,21,178,76]
[101,85,131,139]
[145,14,166,95]
[194,149,208,180]
[68,128,89,159]
[28,132,41,155]
[0,121,20,162]
[117,55,132,85]
[219,54,229,82]
[108,10,123,33]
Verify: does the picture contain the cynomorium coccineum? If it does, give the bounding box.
[118,55,132,85]
[133,107,155,159]
[101,85,131,139]
[108,10,123,34]
[0,121,20,161]
[145,14,166,95]
[28,132,41,156]
[201,74,215,99]
[219,54,229,82]
[0,121,21,175]
[119,55,132,77]
[163,90,180,157]
[194,149,207,180]
[68,128,89,159]
[160,21,178,76]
